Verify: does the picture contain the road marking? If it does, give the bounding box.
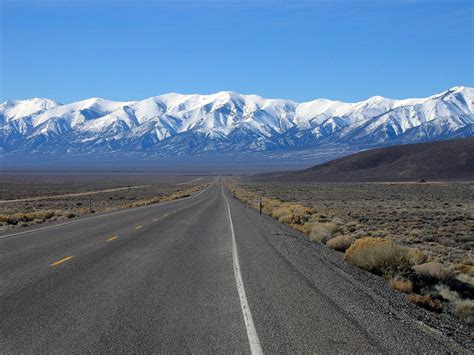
[107,236,118,241]
[0,182,215,241]
[222,185,263,355]
[152,218,158,222]
[50,255,74,266]
[135,225,143,230]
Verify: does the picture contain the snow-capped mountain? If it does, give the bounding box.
[1,86,472,158]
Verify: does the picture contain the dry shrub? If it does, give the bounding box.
[76,207,91,214]
[278,214,293,224]
[326,235,353,252]
[453,299,474,325]
[0,215,14,223]
[40,211,55,219]
[412,262,454,281]
[125,184,206,209]
[453,261,473,276]
[344,237,416,277]
[389,277,413,293]
[271,203,312,225]
[290,205,313,224]
[309,222,339,243]
[0,210,57,225]
[345,221,358,232]
[262,199,282,214]
[456,273,474,287]
[408,294,443,313]
[22,213,37,221]
[271,204,291,219]
[289,223,307,234]
[408,249,429,265]
[435,284,460,302]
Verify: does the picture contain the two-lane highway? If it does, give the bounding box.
[0,179,464,352]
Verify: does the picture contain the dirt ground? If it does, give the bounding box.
[233,180,474,267]
[0,173,212,233]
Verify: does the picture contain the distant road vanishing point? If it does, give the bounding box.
[0,179,464,352]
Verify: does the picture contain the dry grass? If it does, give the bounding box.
[456,273,474,287]
[412,262,454,281]
[408,249,429,265]
[262,199,282,214]
[326,235,354,252]
[228,184,318,233]
[408,294,443,313]
[436,284,460,302]
[344,237,421,277]
[309,222,339,243]
[454,300,474,325]
[125,197,162,208]
[123,185,204,208]
[270,203,313,225]
[0,210,62,225]
[389,277,413,293]
[453,261,474,276]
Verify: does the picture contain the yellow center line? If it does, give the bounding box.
[50,255,74,267]
[107,236,118,242]
[135,225,143,230]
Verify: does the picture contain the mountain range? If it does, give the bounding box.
[1,86,473,160]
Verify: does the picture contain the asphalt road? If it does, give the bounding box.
[0,179,465,353]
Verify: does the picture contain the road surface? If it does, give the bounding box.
[0,179,464,352]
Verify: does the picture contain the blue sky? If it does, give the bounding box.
[1,0,473,103]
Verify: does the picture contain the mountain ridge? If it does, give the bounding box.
[250,138,474,181]
[1,86,473,159]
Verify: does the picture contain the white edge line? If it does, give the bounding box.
[222,183,263,355]
[0,182,214,240]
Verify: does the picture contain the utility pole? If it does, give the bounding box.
[89,197,92,214]
[259,198,262,215]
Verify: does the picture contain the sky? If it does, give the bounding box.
[1,0,473,103]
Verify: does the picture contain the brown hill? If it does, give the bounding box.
[254,138,474,182]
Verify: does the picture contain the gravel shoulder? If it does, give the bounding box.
[229,193,473,350]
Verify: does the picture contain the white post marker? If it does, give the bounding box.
[222,183,263,355]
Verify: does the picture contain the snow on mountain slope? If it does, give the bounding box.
[1,86,473,157]
[30,98,132,127]
[0,98,59,121]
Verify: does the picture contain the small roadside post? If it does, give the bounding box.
[89,197,92,214]
[259,198,262,215]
